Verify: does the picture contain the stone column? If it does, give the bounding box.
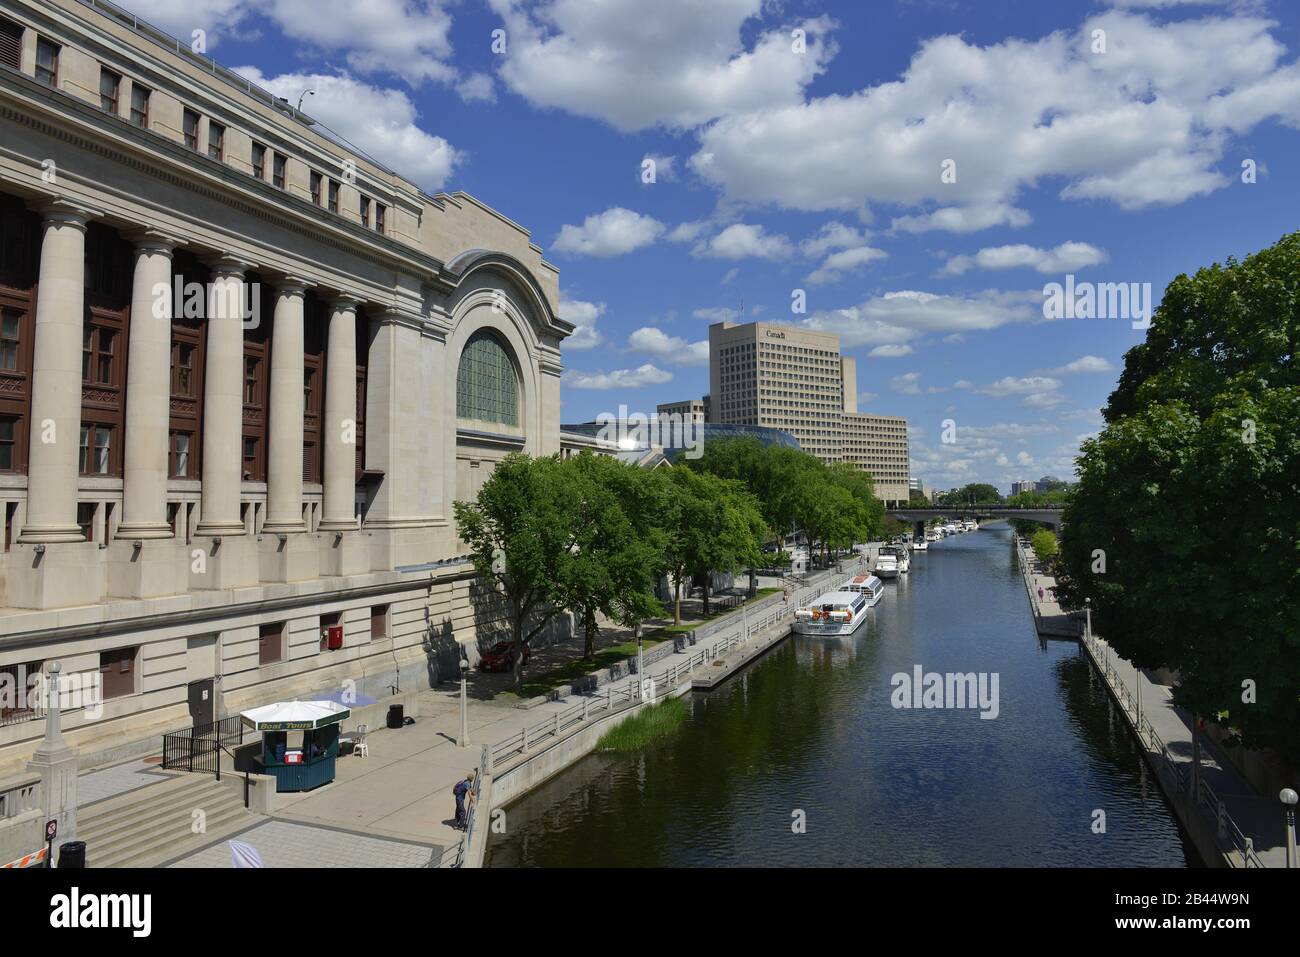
[116,234,177,539]
[319,296,359,531]
[19,204,95,544]
[27,662,79,851]
[262,280,309,533]
[194,258,249,536]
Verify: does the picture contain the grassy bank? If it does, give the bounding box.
[597,697,688,752]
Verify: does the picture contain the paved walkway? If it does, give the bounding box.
[169,819,438,868]
[56,558,864,869]
[262,563,861,855]
[1019,541,1289,867]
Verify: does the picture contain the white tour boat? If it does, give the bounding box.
[793,587,874,637]
[843,573,886,606]
[911,537,928,551]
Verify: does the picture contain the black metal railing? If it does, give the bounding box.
[161,715,244,775]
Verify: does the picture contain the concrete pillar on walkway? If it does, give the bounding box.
[26,663,78,849]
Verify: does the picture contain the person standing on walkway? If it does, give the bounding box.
[453,770,475,830]
[1037,585,1045,602]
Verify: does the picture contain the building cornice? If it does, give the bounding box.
[0,71,445,284]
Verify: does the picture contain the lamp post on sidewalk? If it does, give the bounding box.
[458,657,469,748]
[1281,788,1298,868]
[635,623,645,701]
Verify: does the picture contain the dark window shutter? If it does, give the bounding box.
[0,19,20,70]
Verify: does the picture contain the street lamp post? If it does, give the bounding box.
[1084,597,1092,640]
[1281,788,1298,868]
[635,623,645,701]
[458,657,468,748]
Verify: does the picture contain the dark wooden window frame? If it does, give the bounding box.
[170,253,207,482]
[258,622,284,666]
[81,225,131,478]
[302,298,325,484]
[242,279,272,482]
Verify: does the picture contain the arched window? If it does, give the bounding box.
[456,330,518,426]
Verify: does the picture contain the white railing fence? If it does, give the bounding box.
[1079,626,1265,868]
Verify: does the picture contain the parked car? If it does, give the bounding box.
[477,641,530,673]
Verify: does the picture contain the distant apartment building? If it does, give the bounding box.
[1011,480,1039,496]
[703,320,909,502]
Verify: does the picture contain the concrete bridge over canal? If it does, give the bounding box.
[887,506,1065,532]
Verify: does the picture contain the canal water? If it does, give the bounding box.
[486,525,1192,867]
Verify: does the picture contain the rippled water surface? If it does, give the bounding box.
[486,525,1191,867]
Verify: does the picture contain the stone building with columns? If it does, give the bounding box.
[0,0,571,776]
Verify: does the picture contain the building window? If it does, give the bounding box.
[182,109,199,151]
[99,68,120,114]
[207,121,224,161]
[243,356,260,403]
[272,153,286,189]
[169,431,192,478]
[456,330,519,426]
[0,415,15,471]
[370,604,388,641]
[35,38,58,87]
[76,501,96,540]
[172,342,197,396]
[258,622,284,665]
[130,84,150,127]
[79,424,112,475]
[0,18,21,71]
[83,325,116,384]
[360,196,370,228]
[319,611,342,651]
[251,142,265,179]
[99,647,137,700]
[0,309,18,371]
[375,203,386,234]
[0,660,41,720]
[310,171,322,205]
[243,436,258,478]
[327,180,339,213]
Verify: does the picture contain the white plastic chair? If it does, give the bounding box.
[352,724,369,758]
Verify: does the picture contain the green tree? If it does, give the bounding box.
[554,453,667,661]
[1058,231,1300,761]
[1030,528,1059,564]
[453,454,580,693]
[936,483,1003,507]
[658,467,765,624]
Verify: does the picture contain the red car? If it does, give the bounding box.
[477,641,529,673]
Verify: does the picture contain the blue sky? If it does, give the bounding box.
[122,0,1300,492]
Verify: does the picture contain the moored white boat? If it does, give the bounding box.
[878,544,909,574]
[911,538,928,551]
[792,589,873,637]
[872,551,899,579]
[843,573,885,606]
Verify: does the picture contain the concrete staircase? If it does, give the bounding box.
[79,772,259,868]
